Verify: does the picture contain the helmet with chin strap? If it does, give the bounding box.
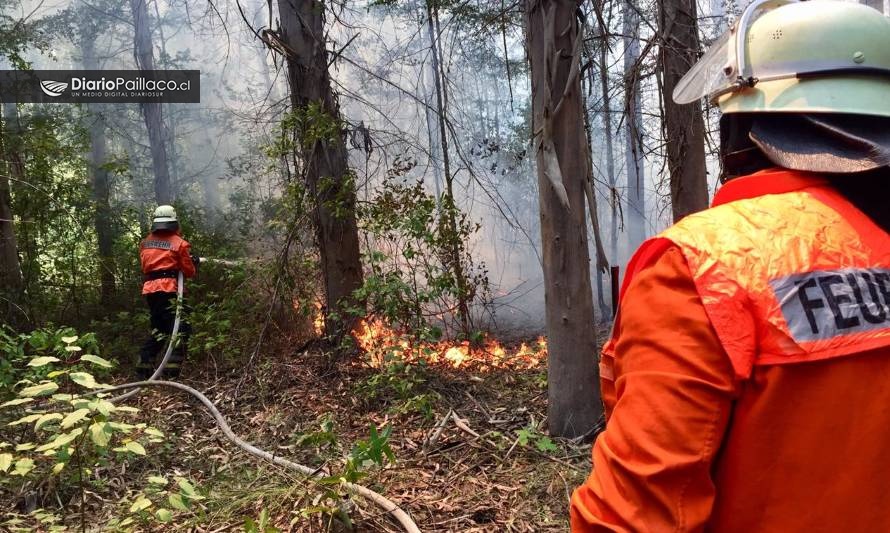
[675,0,890,177]
[151,205,179,232]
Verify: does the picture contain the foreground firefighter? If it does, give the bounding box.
[136,205,197,379]
[571,1,890,530]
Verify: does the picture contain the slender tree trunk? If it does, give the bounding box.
[583,80,610,321]
[425,1,471,335]
[598,42,618,268]
[623,0,646,249]
[152,0,179,199]
[276,0,364,341]
[129,0,172,204]
[582,41,610,321]
[0,103,26,326]
[82,35,117,304]
[525,0,600,438]
[657,0,709,221]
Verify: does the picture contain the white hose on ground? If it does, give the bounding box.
[112,271,184,403]
[94,380,422,533]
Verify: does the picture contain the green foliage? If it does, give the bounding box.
[0,326,101,394]
[355,361,438,419]
[0,327,197,530]
[291,415,338,449]
[515,424,558,454]
[265,102,344,162]
[355,161,491,340]
[318,423,395,485]
[244,508,280,533]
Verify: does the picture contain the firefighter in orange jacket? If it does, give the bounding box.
[137,205,197,379]
[571,1,890,531]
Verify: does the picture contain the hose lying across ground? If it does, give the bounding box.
[107,272,420,532]
[97,381,421,533]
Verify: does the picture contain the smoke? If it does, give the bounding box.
[8,0,734,333]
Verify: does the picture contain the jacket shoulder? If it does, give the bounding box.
[660,190,841,271]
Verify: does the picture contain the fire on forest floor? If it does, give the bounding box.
[352,318,548,371]
[110,334,595,532]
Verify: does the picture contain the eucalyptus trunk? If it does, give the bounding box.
[129,0,172,204]
[657,0,709,221]
[82,34,117,304]
[276,0,364,342]
[623,0,646,249]
[525,0,600,438]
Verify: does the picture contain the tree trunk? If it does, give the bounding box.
[82,34,117,305]
[276,0,364,341]
[152,0,179,200]
[582,45,610,321]
[0,103,26,326]
[525,0,600,438]
[623,0,646,249]
[598,40,619,269]
[425,1,472,335]
[657,0,709,221]
[129,0,172,205]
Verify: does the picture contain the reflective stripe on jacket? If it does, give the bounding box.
[571,168,890,531]
[140,231,196,295]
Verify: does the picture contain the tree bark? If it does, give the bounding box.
[276,0,364,341]
[82,34,117,305]
[582,44,610,321]
[623,0,646,249]
[0,103,26,326]
[598,39,619,269]
[525,0,601,438]
[657,0,709,221]
[129,0,172,205]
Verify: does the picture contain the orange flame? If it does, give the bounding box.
[312,301,325,336]
[352,318,547,370]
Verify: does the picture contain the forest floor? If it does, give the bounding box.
[104,338,598,532]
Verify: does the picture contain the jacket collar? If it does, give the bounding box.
[713,168,828,207]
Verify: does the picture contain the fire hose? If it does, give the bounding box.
[106,266,421,532]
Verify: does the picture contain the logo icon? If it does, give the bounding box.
[40,80,68,97]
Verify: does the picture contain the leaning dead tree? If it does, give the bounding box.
[525,0,601,438]
[267,0,365,341]
[129,0,172,205]
[657,0,709,221]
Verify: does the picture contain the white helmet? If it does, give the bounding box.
[676,0,890,175]
[151,205,179,232]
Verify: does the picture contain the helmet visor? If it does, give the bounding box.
[673,29,735,104]
[673,0,801,105]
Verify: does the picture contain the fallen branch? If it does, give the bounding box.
[423,408,453,454]
[93,380,421,533]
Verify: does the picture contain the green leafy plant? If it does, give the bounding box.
[355,360,438,419]
[0,328,196,530]
[244,508,281,533]
[515,424,559,454]
[354,165,492,341]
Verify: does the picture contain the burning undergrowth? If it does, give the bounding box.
[351,317,548,371]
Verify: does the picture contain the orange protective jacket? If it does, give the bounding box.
[139,231,196,295]
[571,169,890,532]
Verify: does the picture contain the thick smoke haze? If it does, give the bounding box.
[10,0,736,332]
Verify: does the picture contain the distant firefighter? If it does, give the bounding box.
[137,205,198,379]
[571,1,890,531]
